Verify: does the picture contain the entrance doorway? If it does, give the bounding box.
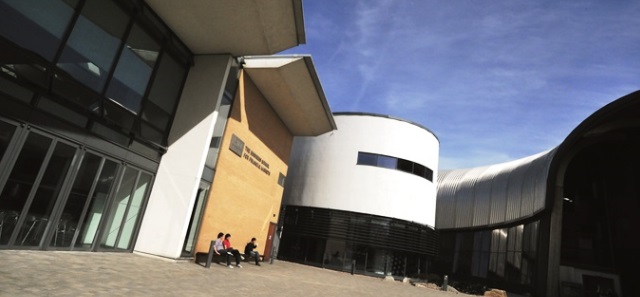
[182,180,210,257]
[0,118,153,251]
[263,222,277,262]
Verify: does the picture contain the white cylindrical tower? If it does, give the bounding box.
[283,112,439,226]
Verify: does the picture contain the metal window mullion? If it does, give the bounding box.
[49,0,86,94]
[0,120,28,193]
[51,0,86,65]
[163,55,192,143]
[135,44,167,135]
[99,10,136,98]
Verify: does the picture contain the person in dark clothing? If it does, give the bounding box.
[244,237,261,266]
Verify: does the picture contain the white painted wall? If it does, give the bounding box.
[283,114,439,226]
[134,55,233,258]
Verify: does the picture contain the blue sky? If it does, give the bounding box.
[283,1,640,169]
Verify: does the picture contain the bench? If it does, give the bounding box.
[243,252,265,263]
[194,240,266,267]
[194,240,227,268]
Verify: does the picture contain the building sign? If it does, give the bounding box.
[229,134,244,157]
[243,146,271,176]
[230,134,271,176]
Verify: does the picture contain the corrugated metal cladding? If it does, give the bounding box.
[436,149,556,230]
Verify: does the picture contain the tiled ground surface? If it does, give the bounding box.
[0,251,475,297]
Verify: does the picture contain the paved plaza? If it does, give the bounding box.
[0,251,475,297]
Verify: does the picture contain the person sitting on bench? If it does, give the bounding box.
[244,237,261,266]
[213,232,233,268]
[223,233,243,268]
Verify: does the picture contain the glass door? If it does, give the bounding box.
[47,152,118,249]
[181,180,210,257]
[73,157,119,250]
[98,167,152,251]
[0,129,79,248]
[0,117,155,252]
[13,139,77,247]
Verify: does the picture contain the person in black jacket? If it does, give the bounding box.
[244,237,261,266]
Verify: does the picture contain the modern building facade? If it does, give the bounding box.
[278,113,440,277]
[0,0,336,261]
[436,91,640,297]
[2,1,638,296]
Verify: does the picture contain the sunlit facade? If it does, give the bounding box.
[278,113,439,277]
[0,0,336,261]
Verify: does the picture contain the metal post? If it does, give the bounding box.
[364,252,368,275]
[205,240,215,268]
[403,256,407,277]
[442,275,448,291]
[351,259,356,275]
[384,254,388,276]
[322,252,326,268]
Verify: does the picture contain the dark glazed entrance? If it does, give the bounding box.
[0,118,153,251]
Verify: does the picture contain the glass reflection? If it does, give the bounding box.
[106,23,160,113]
[75,159,118,249]
[57,0,129,92]
[50,152,102,248]
[0,0,78,61]
[101,167,137,249]
[142,53,188,131]
[117,172,151,249]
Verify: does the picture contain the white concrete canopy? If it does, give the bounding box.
[145,0,305,55]
[242,55,337,136]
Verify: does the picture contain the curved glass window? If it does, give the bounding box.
[356,152,433,182]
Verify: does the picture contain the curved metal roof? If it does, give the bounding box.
[436,90,640,230]
[436,149,555,230]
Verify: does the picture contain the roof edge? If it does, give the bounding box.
[293,0,306,45]
[333,111,438,141]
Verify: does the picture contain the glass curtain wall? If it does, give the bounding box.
[278,206,438,278]
[0,0,191,151]
[0,117,153,251]
[438,220,539,295]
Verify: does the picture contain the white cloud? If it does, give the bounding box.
[286,0,640,169]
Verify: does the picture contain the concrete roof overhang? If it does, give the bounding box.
[242,55,337,136]
[145,0,305,55]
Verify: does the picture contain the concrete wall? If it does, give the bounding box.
[134,55,232,258]
[195,71,292,255]
[283,114,439,227]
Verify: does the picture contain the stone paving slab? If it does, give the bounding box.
[0,251,474,297]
